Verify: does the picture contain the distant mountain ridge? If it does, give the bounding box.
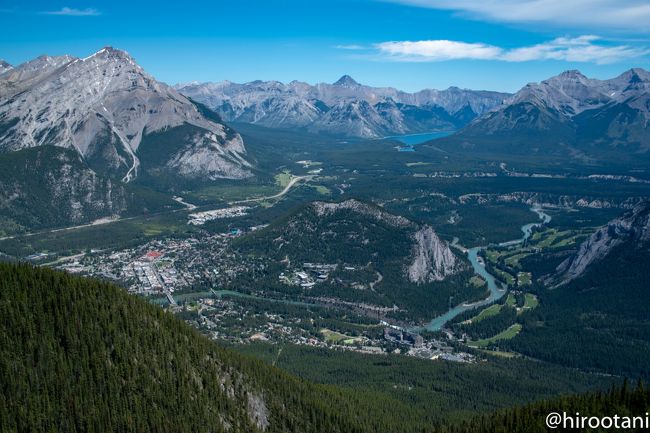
[177,76,509,138]
[438,68,650,163]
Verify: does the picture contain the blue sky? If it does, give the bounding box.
[1,0,650,92]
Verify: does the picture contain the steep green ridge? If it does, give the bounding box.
[0,263,378,433]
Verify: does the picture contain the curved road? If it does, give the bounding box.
[230,175,312,205]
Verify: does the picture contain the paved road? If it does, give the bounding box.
[230,175,312,205]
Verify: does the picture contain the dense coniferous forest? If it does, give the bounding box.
[449,381,650,433]
[0,263,385,433]
[504,243,650,377]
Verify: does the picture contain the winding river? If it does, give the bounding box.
[415,206,551,332]
[211,207,551,334]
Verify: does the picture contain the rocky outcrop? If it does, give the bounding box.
[0,47,251,182]
[0,60,12,75]
[312,199,412,227]
[550,201,650,285]
[407,226,458,283]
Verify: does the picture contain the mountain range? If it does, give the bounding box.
[437,68,650,163]
[177,76,509,138]
[0,48,253,231]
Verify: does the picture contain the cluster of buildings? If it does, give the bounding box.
[53,226,476,364]
[188,206,250,225]
[279,262,338,288]
[124,253,184,297]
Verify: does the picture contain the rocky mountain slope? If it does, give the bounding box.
[177,76,508,138]
[438,68,650,162]
[235,199,472,321]
[0,48,253,232]
[551,201,650,285]
[0,47,251,182]
[0,60,11,75]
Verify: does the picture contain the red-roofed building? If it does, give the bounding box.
[144,251,163,261]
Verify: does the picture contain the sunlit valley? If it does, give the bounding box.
[2,1,650,432]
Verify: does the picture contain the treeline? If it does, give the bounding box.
[0,262,638,433]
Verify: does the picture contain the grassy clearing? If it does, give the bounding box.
[485,249,504,264]
[505,294,516,307]
[522,293,539,310]
[478,349,518,358]
[494,268,516,286]
[189,184,279,203]
[320,328,363,345]
[275,171,293,188]
[470,275,486,288]
[465,303,503,324]
[310,185,332,195]
[505,252,530,269]
[468,324,522,348]
[517,272,532,287]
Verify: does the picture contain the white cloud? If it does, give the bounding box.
[374,36,649,64]
[42,7,100,16]
[376,40,502,61]
[383,0,650,32]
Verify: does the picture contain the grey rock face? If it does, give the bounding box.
[553,201,650,284]
[0,60,12,75]
[312,199,459,284]
[177,76,508,138]
[407,226,458,283]
[0,47,251,181]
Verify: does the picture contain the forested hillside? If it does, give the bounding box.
[0,263,379,433]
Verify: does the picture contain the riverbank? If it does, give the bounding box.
[415,206,551,332]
